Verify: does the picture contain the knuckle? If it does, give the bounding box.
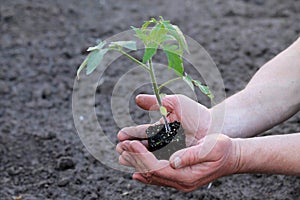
[149,170,157,177]
[115,143,122,153]
[180,148,199,166]
[186,147,199,165]
[182,179,196,188]
[118,156,122,164]
[174,94,183,104]
[216,134,232,150]
[122,151,129,159]
[169,94,181,105]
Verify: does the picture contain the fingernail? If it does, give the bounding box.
[136,95,142,103]
[173,157,181,169]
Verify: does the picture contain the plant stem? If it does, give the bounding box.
[114,47,171,132]
[148,59,171,132]
[158,77,182,91]
[116,49,150,72]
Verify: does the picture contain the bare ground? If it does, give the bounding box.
[0,0,300,199]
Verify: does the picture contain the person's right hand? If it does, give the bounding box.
[117,94,211,147]
[116,133,241,192]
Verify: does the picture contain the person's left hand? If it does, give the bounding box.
[118,94,211,148]
[116,134,241,192]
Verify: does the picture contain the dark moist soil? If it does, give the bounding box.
[146,121,185,160]
[1,0,300,199]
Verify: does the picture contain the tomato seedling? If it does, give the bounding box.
[77,17,213,159]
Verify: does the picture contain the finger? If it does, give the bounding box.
[136,94,178,112]
[134,171,193,192]
[131,153,204,191]
[116,143,124,154]
[149,167,210,192]
[121,151,148,173]
[126,140,158,173]
[118,141,135,167]
[133,172,179,188]
[118,154,133,167]
[134,171,211,192]
[125,140,177,173]
[128,141,185,179]
[132,173,149,184]
[147,173,183,189]
[116,140,131,154]
[169,145,202,169]
[117,141,149,172]
[116,140,149,155]
[117,124,150,141]
[140,139,149,149]
[133,172,171,186]
[169,135,221,169]
[136,94,159,111]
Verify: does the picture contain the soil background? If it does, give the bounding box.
[1,0,300,199]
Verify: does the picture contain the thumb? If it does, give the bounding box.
[169,145,203,169]
[136,94,158,111]
[136,94,177,111]
[170,135,221,169]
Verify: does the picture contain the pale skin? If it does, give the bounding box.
[116,37,300,192]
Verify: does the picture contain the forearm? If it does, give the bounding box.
[234,133,300,175]
[209,37,300,138]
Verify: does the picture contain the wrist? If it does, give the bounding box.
[228,138,243,174]
[232,137,270,174]
[232,134,300,175]
[194,105,212,139]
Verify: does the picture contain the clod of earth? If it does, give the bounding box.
[146,121,186,160]
[56,156,75,171]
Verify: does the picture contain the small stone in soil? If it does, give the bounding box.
[7,166,23,176]
[56,156,75,171]
[57,177,70,187]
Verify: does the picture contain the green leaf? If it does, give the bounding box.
[86,48,109,75]
[77,56,88,79]
[141,20,152,29]
[160,106,168,116]
[162,43,182,55]
[149,23,168,44]
[183,73,194,91]
[87,41,106,52]
[163,44,184,77]
[110,41,137,51]
[160,34,176,43]
[172,25,189,53]
[165,52,183,76]
[162,22,189,53]
[193,80,214,100]
[131,26,147,42]
[142,43,158,63]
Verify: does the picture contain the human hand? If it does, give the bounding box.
[116,134,241,192]
[118,94,211,147]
